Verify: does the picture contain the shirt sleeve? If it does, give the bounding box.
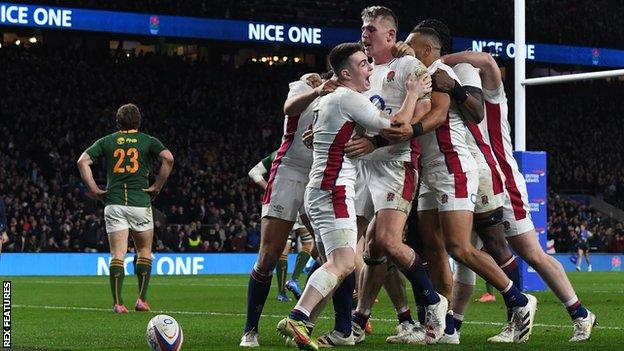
[149,136,167,156]
[85,137,105,160]
[287,80,313,99]
[340,91,391,135]
[453,63,483,89]
[483,83,507,104]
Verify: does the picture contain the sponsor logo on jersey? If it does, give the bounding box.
[386,193,395,202]
[440,194,448,204]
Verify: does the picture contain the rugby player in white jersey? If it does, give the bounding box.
[441,50,595,343]
[349,6,449,345]
[382,21,539,343]
[276,42,432,351]
[240,73,339,347]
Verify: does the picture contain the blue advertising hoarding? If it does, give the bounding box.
[0,252,620,276]
[514,151,547,291]
[2,3,624,67]
[0,2,359,46]
[453,37,624,67]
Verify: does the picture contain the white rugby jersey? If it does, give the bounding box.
[483,83,529,219]
[361,56,426,165]
[308,86,391,190]
[418,59,477,175]
[272,80,318,178]
[454,63,505,195]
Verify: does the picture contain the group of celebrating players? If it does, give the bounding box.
[239,5,596,350]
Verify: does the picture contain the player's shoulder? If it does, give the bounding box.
[288,80,313,94]
[429,59,460,81]
[452,63,481,88]
[396,55,423,67]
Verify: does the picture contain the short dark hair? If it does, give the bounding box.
[361,6,398,30]
[413,19,452,55]
[116,103,141,130]
[328,42,365,76]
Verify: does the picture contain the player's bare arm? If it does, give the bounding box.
[143,149,174,199]
[283,78,339,116]
[442,51,502,90]
[76,152,107,201]
[432,68,484,123]
[380,90,450,143]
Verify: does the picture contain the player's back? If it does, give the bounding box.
[483,84,515,166]
[278,80,317,173]
[86,130,166,207]
[308,87,358,190]
[453,63,499,168]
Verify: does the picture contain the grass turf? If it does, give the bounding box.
[8,272,624,350]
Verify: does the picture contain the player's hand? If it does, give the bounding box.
[406,73,432,99]
[345,135,375,158]
[432,69,455,93]
[142,185,161,200]
[302,124,314,148]
[392,41,415,58]
[301,73,323,88]
[380,122,413,143]
[314,78,340,97]
[89,188,107,202]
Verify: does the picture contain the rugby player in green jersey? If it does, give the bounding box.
[77,103,174,313]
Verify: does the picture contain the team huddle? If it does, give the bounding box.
[240,6,595,350]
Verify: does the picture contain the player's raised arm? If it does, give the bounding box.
[76,151,107,201]
[283,74,338,116]
[442,51,502,91]
[143,149,174,198]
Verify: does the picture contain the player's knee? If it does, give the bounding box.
[447,245,473,264]
[523,247,548,267]
[256,251,280,273]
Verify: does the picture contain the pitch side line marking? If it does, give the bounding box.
[13,304,623,331]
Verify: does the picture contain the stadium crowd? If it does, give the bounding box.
[20,0,624,48]
[0,43,622,254]
[548,193,624,253]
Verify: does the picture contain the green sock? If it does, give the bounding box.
[486,282,494,294]
[276,255,288,294]
[135,257,152,301]
[110,258,125,305]
[291,250,311,281]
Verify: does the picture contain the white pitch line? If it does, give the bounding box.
[12,304,623,331]
[16,280,624,293]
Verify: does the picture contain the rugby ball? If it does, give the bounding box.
[146,314,184,351]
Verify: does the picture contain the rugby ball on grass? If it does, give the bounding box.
[146,314,184,351]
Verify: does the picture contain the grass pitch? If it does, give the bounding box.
[8,272,624,350]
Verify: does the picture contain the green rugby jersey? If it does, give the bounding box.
[86,130,167,207]
[261,150,278,172]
